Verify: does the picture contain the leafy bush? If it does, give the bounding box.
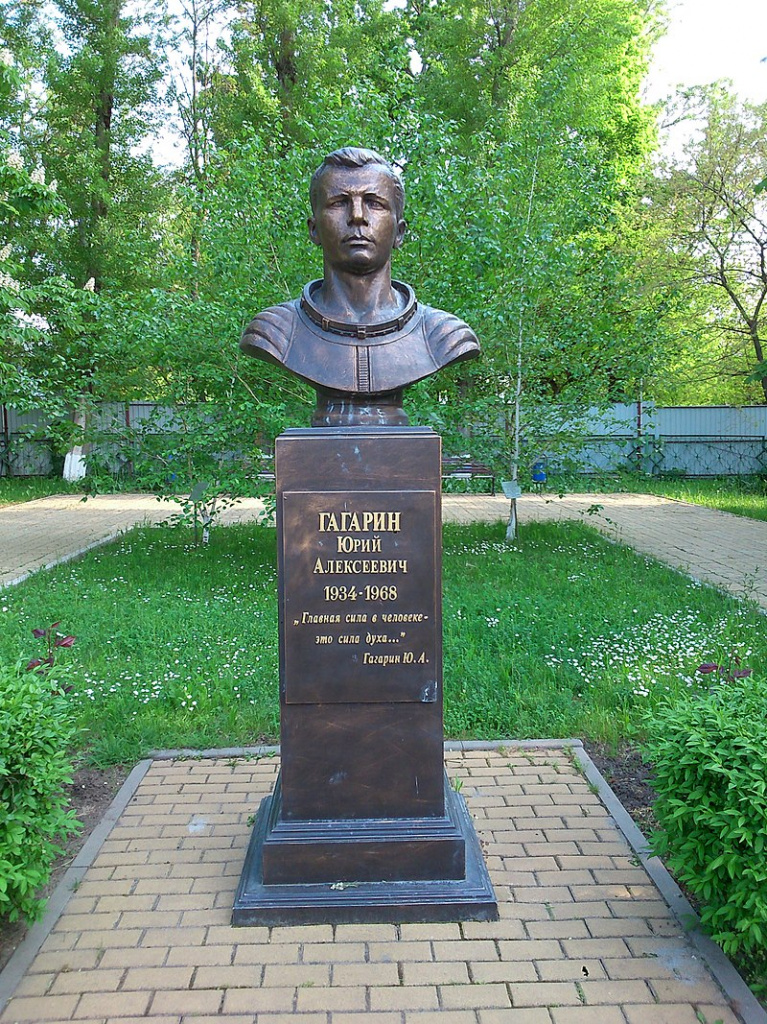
[644,676,767,957]
[0,663,79,922]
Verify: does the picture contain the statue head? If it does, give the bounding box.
[309,147,405,222]
[308,147,407,277]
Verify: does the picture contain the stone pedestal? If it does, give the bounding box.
[233,427,497,924]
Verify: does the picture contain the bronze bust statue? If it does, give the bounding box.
[240,147,479,426]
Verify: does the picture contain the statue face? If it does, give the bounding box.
[308,165,406,275]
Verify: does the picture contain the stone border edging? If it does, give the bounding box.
[3,532,125,589]
[573,744,767,1024]
[1,740,764,1023]
[0,759,153,1014]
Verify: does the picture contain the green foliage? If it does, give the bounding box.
[641,87,767,405]
[0,663,79,922]
[643,676,767,959]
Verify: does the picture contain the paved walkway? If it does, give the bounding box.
[2,492,767,607]
[1,743,763,1024]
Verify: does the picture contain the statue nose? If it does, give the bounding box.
[348,198,367,223]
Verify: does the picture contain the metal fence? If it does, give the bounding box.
[3,401,767,478]
[565,403,767,477]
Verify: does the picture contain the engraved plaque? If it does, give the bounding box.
[282,489,438,704]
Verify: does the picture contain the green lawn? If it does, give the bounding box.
[541,473,767,522]
[0,477,84,505]
[2,519,762,766]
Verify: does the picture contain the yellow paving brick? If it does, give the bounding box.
[222,987,294,1014]
[75,928,144,949]
[508,981,583,1006]
[400,961,470,986]
[233,942,301,964]
[535,959,606,982]
[581,979,655,1003]
[649,979,730,1004]
[149,990,222,1016]
[261,964,331,988]
[49,969,124,994]
[399,922,462,940]
[550,1008,628,1023]
[368,985,439,1011]
[300,941,366,962]
[118,911,181,929]
[622,1006,702,1024]
[121,966,194,990]
[11,974,54,998]
[368,940,433,962]
[497,939,563,961]
[524,920,589,940]
[166,944,234,966]
[407,1012,477,1024]
[140,926,207,946]
[461,919,526,940]
[432,939,499,961]
[53,912,121,933]
[191,964,263,991]
[333,923,399,941]
[439,982,512,1009]
[28,949,102,974]
[206,924,268,944]
[470,961,537,984]
[561,938,631,958]
[99,946,168,968]
[333,1014,400,1024]
[269,923,335,943]
[477,1009,553,1023]
[296,985,367,1011]
[549,901,612,920]
[331,962,400,986]
[586,918,653,938]
[601,957,678,981]
[76,991,151,1018]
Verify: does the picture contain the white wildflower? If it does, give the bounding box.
[83,276,96,291]
[6,151,23,171]
[30,166,45,184]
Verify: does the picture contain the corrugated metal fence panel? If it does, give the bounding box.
[655,406,767,437]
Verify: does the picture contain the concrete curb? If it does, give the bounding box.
[2,531,125,589]
[1,741,764,1023]
[574,745,767,1024]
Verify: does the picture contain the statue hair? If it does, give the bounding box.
[310,147,405,220]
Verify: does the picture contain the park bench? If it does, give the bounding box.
[441,455,497,495]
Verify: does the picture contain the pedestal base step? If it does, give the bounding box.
[232,780,498,926]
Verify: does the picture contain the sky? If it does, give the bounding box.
[645,0,767,106]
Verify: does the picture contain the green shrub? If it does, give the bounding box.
[0,663,80,922]
[644,676,767,957]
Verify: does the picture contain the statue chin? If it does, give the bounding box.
[311,388,410,427]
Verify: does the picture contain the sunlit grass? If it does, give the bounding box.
[1,520,763,765]
[0,477,84,505]
[547,472,767,522]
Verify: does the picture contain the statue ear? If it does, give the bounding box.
[307,216,321,246]
[393,218,407,250]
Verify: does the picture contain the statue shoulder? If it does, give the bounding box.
[422,305,480,368]
[240,301,298,363]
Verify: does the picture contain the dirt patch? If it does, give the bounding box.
[0,763,129,974]
[582,740,659,836]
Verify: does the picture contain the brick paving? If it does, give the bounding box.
[1,747,762,1023]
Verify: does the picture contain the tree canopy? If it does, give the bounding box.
[4,0,761,487]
